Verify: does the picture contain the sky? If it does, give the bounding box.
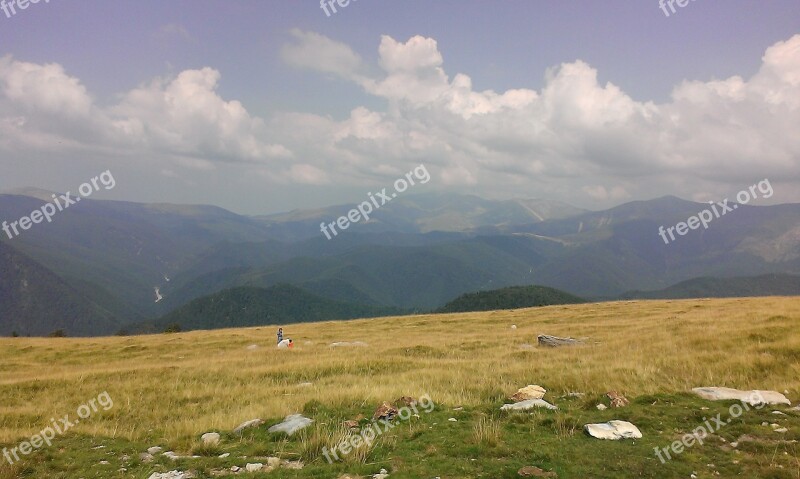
[0,0,798,215]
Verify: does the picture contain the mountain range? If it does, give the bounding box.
[1,190,798,336]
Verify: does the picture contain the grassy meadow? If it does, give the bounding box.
[1,297,799,478]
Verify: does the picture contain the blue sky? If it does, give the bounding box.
[0,0,798,214]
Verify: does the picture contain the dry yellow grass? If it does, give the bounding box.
[0,296,798,448]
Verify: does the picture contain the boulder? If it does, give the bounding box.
[510,385,546,402]
[692,387,791,406]
[584,420,642,440]
[537,335,582,347]
[500,399,558,411]
[268,414,314,436]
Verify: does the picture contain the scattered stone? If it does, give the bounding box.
[245,463,263,472]
[201,432,220,447]
[510,385,546,402]
[606,391,630,408]
[147,446,163,455]
[230,466,241,472]
[537,334,583,347]
[518,465,558,477]
[373,469,389,479]
[394,396,417,407]
[596,404,608,411]
[691,387,791,405]
[282,460,304,469]
[773,411,788,416]
[511,325,517,330]
[233,418,264,434]
[344,420,360,430]
[373,402,399,421]
[268,414,314,436]
[99,460,110,465]
[218,453,230,458]
[771,424,789,433]
[140,452,154,463]
[501,399,558,411]
[452,406,464,411]
[266,457,281,468]
[147,472,194,479]
[584,420,642,440]
[330,341,369,348]
[448,418,457,422]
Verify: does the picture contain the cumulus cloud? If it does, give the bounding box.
[1,32,799,209]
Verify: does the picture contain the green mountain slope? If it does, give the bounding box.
[0,241,123,336]
[136,284,404,333]
[436,285,586,313]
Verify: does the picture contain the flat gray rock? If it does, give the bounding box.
[500,399,558,411]
[584,420,642,440]
[268,414,314,436]
[692,387,791,406]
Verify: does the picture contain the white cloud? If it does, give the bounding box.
[1,33,799,209]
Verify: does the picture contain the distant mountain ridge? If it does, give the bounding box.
[620,273,800,300]
[2,189,800,336]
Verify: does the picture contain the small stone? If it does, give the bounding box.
[584,420,642,440]
[518,465,558,477]
[268,414,314,436]
[596,404,607,411]
[448,418,457,422]
[233,418,264,434]
[139,452,154,463]
[245,463,264,472]
[501,399,558,411]
[230,466,241,472]
[510,385,546,402]
[373,402,399,421]
[201,432,220,447]
[147,446,163,455]
[218,453,230,458]
[606,391,629,408]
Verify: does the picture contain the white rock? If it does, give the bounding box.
[233,418,264,434]
[147,446,163,455]
[500,399,558,411]
[596,404,608,411]
[511,325,517,330]
[245,463,263,472]
[218,452,230,458]
[201,432,220,446]
[330,341,369,347]
[691,387,791,406]
[268,414,314,436]
[584,420,642,440]
[373,468,390,479]
[230,466,240,472]
[448,418,457,422]
[147,472,193,479]
[773,411,788,416]
[266,457,281,467]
